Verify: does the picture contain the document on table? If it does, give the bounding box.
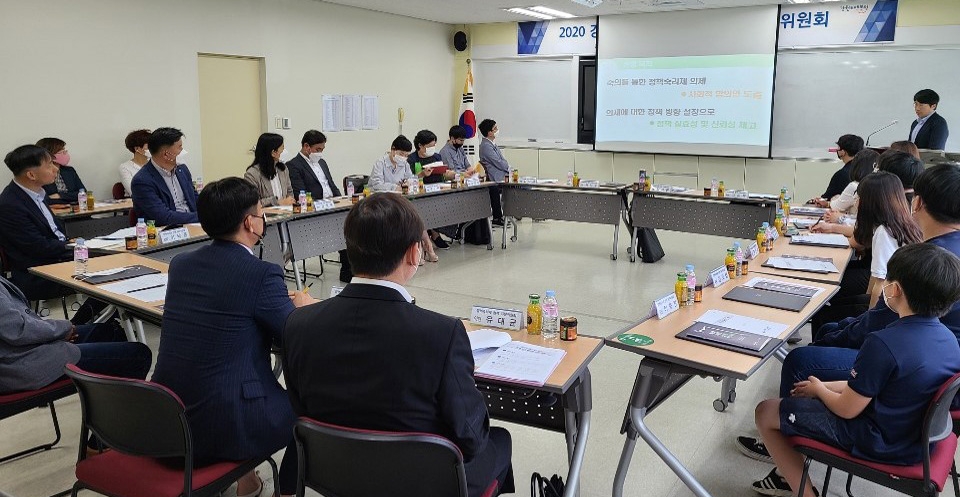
[695,309,789,339]
[790,233,850,248]
[100,274,168,303]
[764,255,838,274]
[744,277,823,298]
[791,218,818,229]
[467,329,513,367]
[97,227,137,240]
[84,238,125,249]
[474,341,566,387]
[791,206,827,216]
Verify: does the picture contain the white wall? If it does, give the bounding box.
[0,0,456,198]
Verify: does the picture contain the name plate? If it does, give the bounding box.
[465,176,481,187]
[709,265,730,287]
[580,180,601,188]
[330,285,344,298]
[649,293,680,320]
[313,199,336,211]
[770,228,779,241]
[424,184,442,193]
[158,227,190,245]
[470,305,523,331]
[747,241,760,260]
[518,176,538,185]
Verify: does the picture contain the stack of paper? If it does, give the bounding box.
[764,255,839,273]
[467,329,512,366]
[84,238,125,249]
[100,274,168,303]
[474,341,566,387]
[790,233,850,248]
[96,227,137,240]
[745,277,823,298]
[695,309,788,339]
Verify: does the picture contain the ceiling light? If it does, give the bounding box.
[528,6,576,18]
[570,0,603,7]
[506,7,555,19]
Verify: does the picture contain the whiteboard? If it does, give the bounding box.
[473,58,577,144]
[772,48,960,158]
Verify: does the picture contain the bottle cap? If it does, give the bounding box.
[529,294,540,300]
[762,222,770,227]
[685,264,694,271]
[77,238,85,243]
[545,290,555,298]
[733,241,741,248]
[137,218,145,223]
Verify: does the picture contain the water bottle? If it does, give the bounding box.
[74,238,88,275]
[566,171,574,186]
[77,189,87,212]
[685,264,696,306]
[346,181,355,198]
[194,176,204,192]
[540,290,560,339]
[136,218,148,249]
[733,241,744,278]
[298,190,307,207]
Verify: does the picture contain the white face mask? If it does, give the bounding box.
[425,146,436,156]
[881,282,895,309]
[309,152,323,162]
[176,150,188,162]
[143,149,151,159]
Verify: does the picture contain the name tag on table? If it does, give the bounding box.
[313,199,336,211]
[158,227,190,244]
[518,176,537,185]
[709,266,730,287]
[424,184,442,193]
[470,306,523,331]
[465,176,481,187]
[649,293,680,320]
[748,241,760,260]
[579,180,601,188]
[330,285,344,298]
[770,229,779,241]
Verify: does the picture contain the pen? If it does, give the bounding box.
[128,284,165,293]
[811,215,823,229]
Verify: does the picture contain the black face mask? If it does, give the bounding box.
[452,142,463,149]
[251,214,267,246]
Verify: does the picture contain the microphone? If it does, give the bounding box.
[865,120,899,146]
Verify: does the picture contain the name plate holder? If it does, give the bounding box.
[313,199,336,211]
[424,184,442,193]
[649,293,680,320]
[518,176,538,185]
[465,176,481,187]
[747,241,760,260]
[708,266,730,288]
[158,227,190,245]
[580,180,601,188]
[330,285,344,298]
[470,305,524,331]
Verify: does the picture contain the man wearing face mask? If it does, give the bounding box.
[439,125,478,177]
[478,119,509,226]
[130,127,199,226]
[37,137,86,205]
[287,130,341,200]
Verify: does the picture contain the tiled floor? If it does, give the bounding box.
[0,220,946,496]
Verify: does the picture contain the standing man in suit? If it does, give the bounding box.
[283,193,514,497]
[478,119,509,226]
[909,89,949,150]
[286,130,352,282]
[131,127,199,226]
[152,177,317,497]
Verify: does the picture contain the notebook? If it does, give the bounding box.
[790,234,850,248]
[722,285,810,312]
[676,322,783,358]
[74,265,161,285]
[761,255,839,274]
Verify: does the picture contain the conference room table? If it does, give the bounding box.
[751,227,855,285]
[605,273,838,497]
[500,182,628,260]
[629,189,777,261]
[465,321,602,497]
[53,199,134,240]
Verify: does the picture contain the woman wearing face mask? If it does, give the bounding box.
[244,133,295,207]
[407,130,454,249]
[37,137,86,205]
[368,135,440,263]
[118,129,152,198]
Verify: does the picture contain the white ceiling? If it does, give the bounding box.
[316,0,790,25]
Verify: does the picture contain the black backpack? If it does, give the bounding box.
[531,473,564,497]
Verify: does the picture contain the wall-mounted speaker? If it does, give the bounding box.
[454,31,468,52]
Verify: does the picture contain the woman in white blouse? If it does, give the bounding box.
[118,129,151,197]
[244,133,294,207]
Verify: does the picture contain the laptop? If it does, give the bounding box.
[722,286,810,312]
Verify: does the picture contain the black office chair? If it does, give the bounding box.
[342,175,369,195]
[294,417,498,497]
[65,364,279,497]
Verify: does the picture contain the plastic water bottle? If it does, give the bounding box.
[566,171,574,186]
[685,264,696,306]
[74,238,88,275]
[194,176,204,192]
[298,190,307,207]
[346,181,355,198]
[136,218,148,249]
[540,290,560,339]
[733,242,744,278]
[77,189,87,212]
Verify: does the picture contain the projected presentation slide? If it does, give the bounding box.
[595,54,775,156]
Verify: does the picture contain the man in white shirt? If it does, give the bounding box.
[288,130,341,200]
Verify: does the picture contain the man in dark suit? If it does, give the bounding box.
[283,193,514,497]
[286,129,353,282]
[0,145,79,301]
[909,89,949,150]
[152,177,317,497]
[131,127,199,226]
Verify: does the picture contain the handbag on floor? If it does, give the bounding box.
[463,219,491,245]
[531,472,564,497]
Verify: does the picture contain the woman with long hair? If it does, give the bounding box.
[244,132,294,206]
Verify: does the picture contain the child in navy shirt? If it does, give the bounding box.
[752,243,960,497]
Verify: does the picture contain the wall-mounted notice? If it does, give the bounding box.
[342,94,361,131]
[362,95,379,130]
[322,95,342,132]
